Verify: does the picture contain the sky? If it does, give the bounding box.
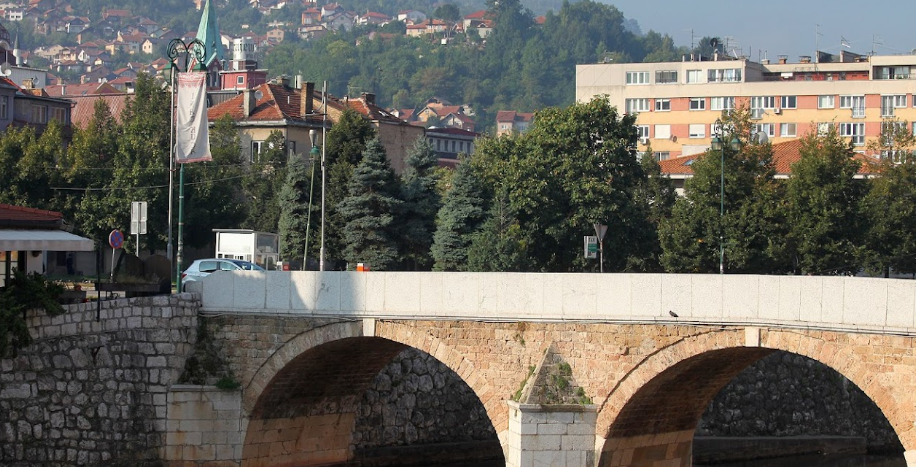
[603,0,916,62]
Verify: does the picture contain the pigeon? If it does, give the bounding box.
[668,310,679,318]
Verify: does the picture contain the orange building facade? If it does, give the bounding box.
[577,53,916,161]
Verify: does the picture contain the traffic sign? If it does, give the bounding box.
[109,230,124,249]
[584,236,598,259]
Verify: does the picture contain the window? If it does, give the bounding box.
[689,98,706,111]
[30,104,48,124]
[636,125,650,141]
[686,69,703,83]
[818,95,835,109]
[236,76,244,85]
[880,121,907,146]
[654,124,671,140]
[654,152,670,162]
[0,95,7,119]
[750,96,775,119]
[780,123,797,137]
[625,98,649,113]
[839,122,865,146]
[52,107,67,124]
[655,99,671,111]
[876,66,911,80]
[840,95,865,118]
[707,68,742,83]
[710,97,735,111]
[251,141,265,162]
[817,122,835,136]
[780,96,797,109]
[655,70,677,84]
[881,95,907,117]
[688,123,705,138]
[626,71,649,85]
[753,123,775,137]
[287,140,297,157]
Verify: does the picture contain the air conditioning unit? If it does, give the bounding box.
[773,107,782,114]
[639,137,649,145]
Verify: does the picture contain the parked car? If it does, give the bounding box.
[181,258,264,290]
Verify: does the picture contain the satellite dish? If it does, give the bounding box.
[254,90,263,100]
[753,132,769,144]
[0,62,11,77]
[670,135,678,143]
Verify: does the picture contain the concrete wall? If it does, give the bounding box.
[164,385,244,467]
[0,295,199,467]
[200,271,916,334]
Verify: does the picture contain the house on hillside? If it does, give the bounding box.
[496,110,534,136]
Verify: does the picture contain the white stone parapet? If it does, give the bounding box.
[198,272,916,335]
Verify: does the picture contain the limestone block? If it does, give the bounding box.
[315,272,342,311]
[265,272,292,311]
[233,271,267,310]
[562,273,598,320]
[886,279,916,328]
[691,275,723,319]
[562,434,595,451]
[381,272,419,315]
[441,274,479,316]
[418,273,444,314]
[289,272,319,312]
[844,276,886,327]
[202,272,235,309]
[772,276,802,323]
[798,276,824,324]
[339,272,368,314]
[820,277,845,324]
[631,274,663,316]
[541,273,564,317]
[537,423,569,435]
[478,272,500,316]
[660,274,692,319]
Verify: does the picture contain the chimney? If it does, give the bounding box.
[243,88,257,117]
[300,81,314,116]
[363,92,375,106]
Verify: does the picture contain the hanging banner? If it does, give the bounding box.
[175,72,212,163]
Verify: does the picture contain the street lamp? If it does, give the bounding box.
[303,129,320,269]
[166,38,207,291]
[710,119,741,275]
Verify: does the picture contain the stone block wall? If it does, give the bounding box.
[506,402,598,467]
[0,294,199,467]
[164,385,244,467]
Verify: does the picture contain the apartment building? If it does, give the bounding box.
[576,52,916,161]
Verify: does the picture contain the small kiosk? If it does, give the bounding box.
[213,229,279,270]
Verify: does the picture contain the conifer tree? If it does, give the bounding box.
[431,157,487,271]
[338,137,402,270]
[278,153,314,266]
[467,189,530,271]
[398,137,442,270]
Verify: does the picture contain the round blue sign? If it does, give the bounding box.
[109,230,124,249]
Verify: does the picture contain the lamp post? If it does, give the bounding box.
[319,81,327,271]
[303,130,320,269]
[710,119,741,275]
[166,38,207,291]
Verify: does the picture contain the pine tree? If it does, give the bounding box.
[398,137,442,270]
[242,131,287,233]
[467,189,530,271]
[338,138,402,270]
[278,153,315,267]
[431,157,487,271]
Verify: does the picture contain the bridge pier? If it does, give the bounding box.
[598,431,693,467]
[906,450,916,467]
[506,402,597,467]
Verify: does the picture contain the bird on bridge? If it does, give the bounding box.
[668,310,679,318]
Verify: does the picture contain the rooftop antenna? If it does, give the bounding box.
[872,34,883,55]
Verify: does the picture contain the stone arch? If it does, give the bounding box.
[595,328,911,467]
[240,320,503,467]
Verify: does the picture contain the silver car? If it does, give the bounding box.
[181,258,264,290]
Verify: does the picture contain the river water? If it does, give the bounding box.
[694,453,905,467]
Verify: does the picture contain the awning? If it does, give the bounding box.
[0,229,95,252]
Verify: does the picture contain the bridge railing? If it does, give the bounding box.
[197,272,916,335]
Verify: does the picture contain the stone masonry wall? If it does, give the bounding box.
[352,347,496,448]
[0,295,199,467]
[697,350,902,452]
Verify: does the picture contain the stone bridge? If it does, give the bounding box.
[182,272,916,467]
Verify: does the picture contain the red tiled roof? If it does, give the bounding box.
[0,204,62,222]
[207,83,310,123]
[464,10,487,19]
[45,82,121,96]
[495,110,534,123]
[68,94,130,128]
[433,105,462,117]
[659,140,878,178]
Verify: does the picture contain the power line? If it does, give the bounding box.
[50,174,253,192]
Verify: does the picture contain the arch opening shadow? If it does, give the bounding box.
[242,336,503,467]
[598,347,905,467]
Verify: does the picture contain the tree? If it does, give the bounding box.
[398,137,441,270]
[338,137,403,270]
[474,96,654,272]
[467,189,530,271]
[278,151,315,266]
[242,131,288,233]
[785,126,864,275]
[861,158,916,277]
[659,107,788,273]
[431,157,488,271]
[632,147,675,271]
[324,108,377,262]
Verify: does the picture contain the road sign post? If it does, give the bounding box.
[593,223,608,273]
[108,229,123,284]
[584,236,598,259]
[131,201,147,256]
